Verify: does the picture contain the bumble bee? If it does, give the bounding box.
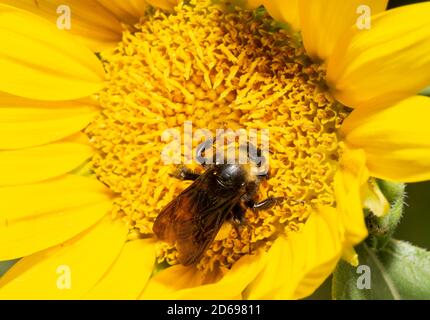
[153,141,282,266]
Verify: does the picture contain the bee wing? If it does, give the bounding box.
[176,191,233,266]
[152,186,196,244]
[153,176,236,266]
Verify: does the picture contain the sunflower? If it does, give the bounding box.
[0,0,430,300]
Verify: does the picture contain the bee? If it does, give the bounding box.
[153,140,282,266]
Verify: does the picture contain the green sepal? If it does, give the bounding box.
[365,181,405,249]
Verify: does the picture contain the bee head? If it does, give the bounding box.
[214,164,249,189]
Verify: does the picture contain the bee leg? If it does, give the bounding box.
[230,203,247,245]
[246,143,264,166]
[247,197,284,211]
[232,203,253,255]
[245,143,269,177]
[169,166,200,181]
[257,170,270,180]
[231,203,247,226]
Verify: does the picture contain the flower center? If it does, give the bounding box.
[86,0,348,274]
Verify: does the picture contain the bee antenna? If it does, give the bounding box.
[286,198,307,205]
[196,138,216,165]
[266,194,307,205]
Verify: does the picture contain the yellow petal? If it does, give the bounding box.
[342,246,359,267]
[0,4,104,100]
[84,239,156,299]
[246,207,343,300]
[0,94,98,149]
[0,202,112,261]
[258,0,300,31]
[327,2,430,109]
[299,0,388,62]
[245,0,263,9]
[1,0,122,52]
[0,93,99,120]
[145,0,178,11]
[0,111,97,149]
[363,179,390,217]
[0,139,93,186]
[96,0,148,24]
[341,96,430,182]
[334,148,369,246]
[141,265,203,299]
[0,175,113,260]
[142,249,267,299]
[0,175,110,222]
[0,217,127,299]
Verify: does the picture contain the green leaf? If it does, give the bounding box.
[332,240,430,299]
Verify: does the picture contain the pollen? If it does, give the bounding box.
[86,0,349,275]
